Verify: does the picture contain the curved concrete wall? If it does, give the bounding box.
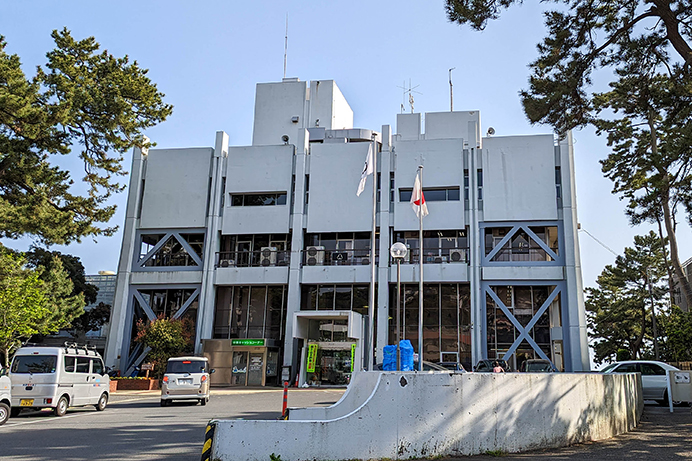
[287,370,380,421]
[210,372,642,461]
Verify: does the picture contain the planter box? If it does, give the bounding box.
[111,378,160,391]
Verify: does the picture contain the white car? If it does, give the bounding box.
[160,356,214,406]
[600,360,679,405]
[0,367,11,425]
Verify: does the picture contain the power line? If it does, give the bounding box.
[579,228,618,257]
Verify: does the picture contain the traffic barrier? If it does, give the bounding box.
[200,421,215,461]
[281,381,288,418]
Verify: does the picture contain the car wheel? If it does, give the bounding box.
[0,402,9,425]
[95,393,108,411]
[200,398,207,406]
[10,407,21,418]
[160,399,168,407]
[657,390,670,406]
[54,396,68,417]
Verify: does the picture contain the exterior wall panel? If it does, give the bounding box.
[139,148,213,229]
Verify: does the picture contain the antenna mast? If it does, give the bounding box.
[283,14,288,79]
[449,67,455,111]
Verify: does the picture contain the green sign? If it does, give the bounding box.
[351,344,356,372]
[232,339,265,346]
[306,344,319,373]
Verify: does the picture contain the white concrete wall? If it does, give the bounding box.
[139,148,213,229]
[210,372,642,461]
[306,142,373,232]
[424,111,480,143]
[222,145,294,234]
[393,138,465,231]
[308,80,353,130]
[482,135,558,221]
[252,80,308,147]
[287,370,380,420]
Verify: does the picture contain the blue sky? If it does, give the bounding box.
[1,0,690,289]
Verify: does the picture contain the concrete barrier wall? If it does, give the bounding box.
[211,372,642,461]
[287,370,380,421]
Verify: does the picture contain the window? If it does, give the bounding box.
[640,363,665,376]
[11,355,57,374]
[555,167,562,206]
[91,358,104,375]
[76,357,90,373]
[213,285,287,340]
[615,363,639,373]
[64,356,76,373]
[230,192,288,206]
[399,187,461,202]
[463,169,469,202]
[477,169,483,201]
[139,232,204,267]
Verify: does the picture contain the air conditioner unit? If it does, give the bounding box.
[260,247,277,266]
[306,246,325,266]
[219,259,234,268]
[449,249,465,262]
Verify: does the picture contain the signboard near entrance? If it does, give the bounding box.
[232,339,265,346]
[306,344,318,373]
[351,344,356,372]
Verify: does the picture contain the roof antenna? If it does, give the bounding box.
[449,67,455,111]
[397,79,422,113]
[283,14,288,79]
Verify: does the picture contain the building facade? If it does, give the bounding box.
[105,78,590,386]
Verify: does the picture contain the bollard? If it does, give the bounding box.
[281,381,288,419]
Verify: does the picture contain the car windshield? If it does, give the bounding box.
[11,355,58,374]
[526,362,552,372]
[166,360,207,374]
[599,363,619,373]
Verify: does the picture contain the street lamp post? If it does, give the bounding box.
[390,242,408,371]
[646,268,660,360]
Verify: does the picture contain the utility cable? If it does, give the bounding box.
[579,227,618,257]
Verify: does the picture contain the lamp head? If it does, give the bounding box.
[390,242,408,259]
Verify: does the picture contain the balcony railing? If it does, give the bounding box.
[489,248,558,262]
[392,247,469,265]
[216,249,290,268]
[302,248,378,267]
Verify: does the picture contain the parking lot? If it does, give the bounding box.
[0,387,346,461]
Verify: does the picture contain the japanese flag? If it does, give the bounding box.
[356,145,374,196]
[410,174,428,218]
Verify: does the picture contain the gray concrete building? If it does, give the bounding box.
[105,78,590,386]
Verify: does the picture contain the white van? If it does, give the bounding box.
[9,344,110,417]
[0,367,10,425]
[160,356,213,406]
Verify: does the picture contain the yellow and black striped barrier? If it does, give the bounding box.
[201,421,216,461]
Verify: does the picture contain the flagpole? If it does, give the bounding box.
[417,165,424,371]
[368,135,377,370]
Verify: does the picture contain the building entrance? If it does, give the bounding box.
[305,342,354,386]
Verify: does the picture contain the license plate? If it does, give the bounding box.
[178,379,193,385]
[20,399,34,407]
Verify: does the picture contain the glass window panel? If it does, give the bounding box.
[495,308,514,344]
[399,189,412,202]
[319,320,334,341]
[333,319,348,342]
[301,285,317,310]
[320,233,337,251]
[447,188,460,201]
[352,285,369,315]
[248,286,266,328]
[231,195,243,206]
[334,286,351,310]
[425,189,446,201]
[423,285,439,326]
[277,193,287,205]
[231,287,249,338]
[318,285,335,310]
[459,285,471,326]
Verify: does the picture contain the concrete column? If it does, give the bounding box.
[196,131,228,354]
[284,129,310,377]
[376,125,391,364]
[560,132,590,371]
[468,146,484,364]
[104,142,148,369]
